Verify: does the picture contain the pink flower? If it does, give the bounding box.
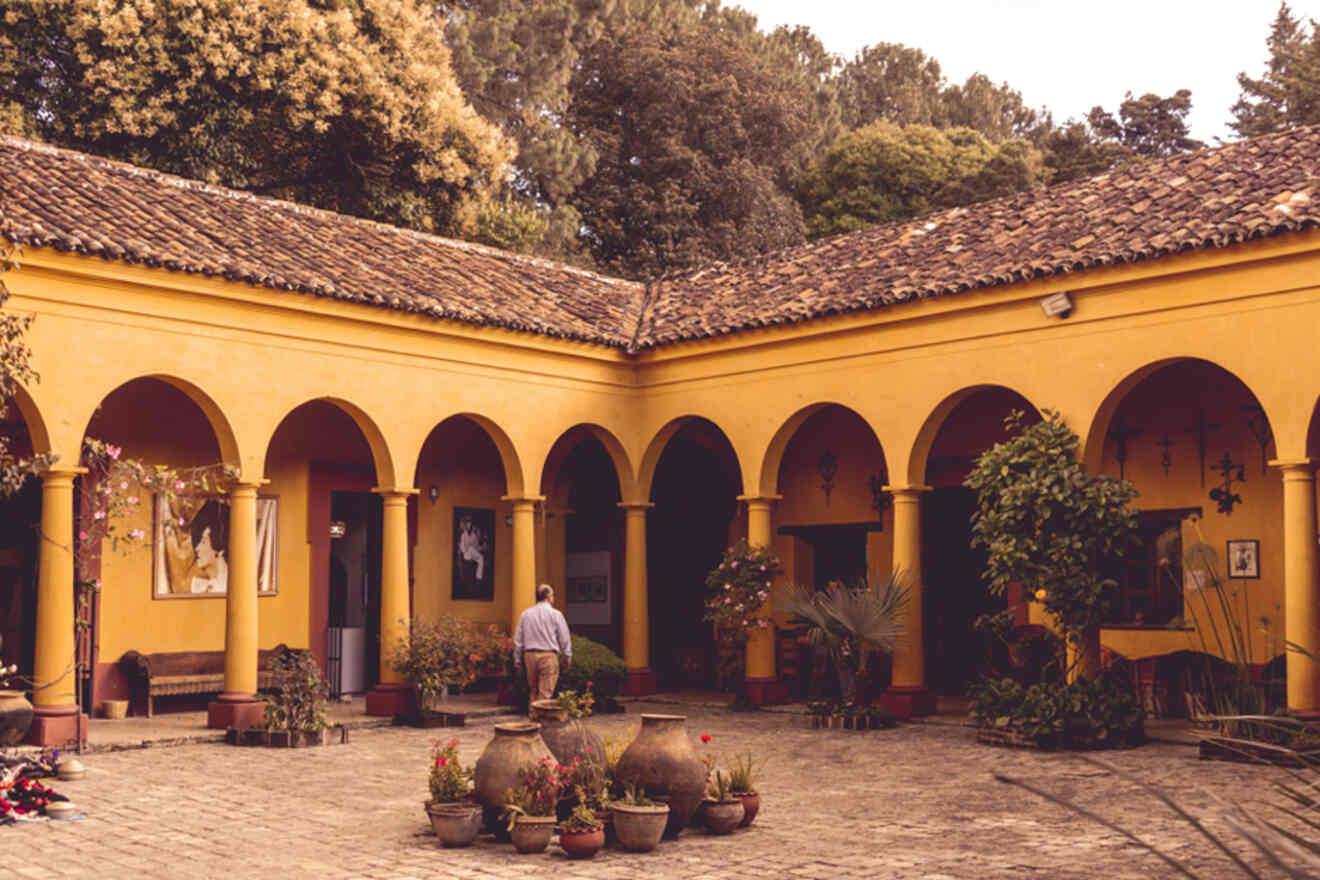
[107,445,121,460]
[120,481,129,490]
[78,530,87,541]
[93,510,105,520]
[759,565,766,571]
[127,496,138,505]
[130,528,145,540]
[731,561,739,569]
[175,480,185,491]
[758,619,768,629]
[724,597,732,605]
[723,583,731,590]
[757,591,768,601]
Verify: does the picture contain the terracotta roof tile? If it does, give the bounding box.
[5,128,1320,353]
[0,136,644,348]
[640,126,1320,348]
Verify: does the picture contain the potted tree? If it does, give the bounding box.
[390,616,483,725]
[263,649,331,746]
[424,737,482,847]
[501,757,560,854]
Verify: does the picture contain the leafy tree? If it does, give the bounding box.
[796,122,1046,238]
[964,410,1139,667]
[1231,1,1320,137]
[1087,90,1203,157]
[0,0,511,238]
[837,43,947,131]
[1035,120,1131,185]
[942,73,1042,143]
[566,13,835,277]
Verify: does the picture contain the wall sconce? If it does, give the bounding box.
[329,521,346,539]
[505,514,514,527]
[428,485,439,505]
[1039,291,1073,318]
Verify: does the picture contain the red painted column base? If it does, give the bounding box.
[208,692,266,730]
[1292,708,1320,723]
[744,676,789,706]
[877,686,937,720]
[27,707,88,746]
[623,668,657,697]
[366,683,411,717]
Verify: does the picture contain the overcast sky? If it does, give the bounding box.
[730,0,1320,144]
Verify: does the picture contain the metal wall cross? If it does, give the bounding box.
[1243,404,1273,475]
[1156,432,1175,477]
[1183,409,1222,488]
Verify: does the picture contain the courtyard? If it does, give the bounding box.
[2,700,1296,879]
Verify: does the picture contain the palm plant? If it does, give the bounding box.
[779,570,909,706]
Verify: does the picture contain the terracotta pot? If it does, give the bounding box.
[529,700,605,774]
[0,689,34,747]
[558,826,605,859]
[613,714,707,836]
[734,791,759,827]
[509,815,556,853]
[473,721,553,832]
[610,803,669,852]
[703,798,744,834]
[425,801,483,848]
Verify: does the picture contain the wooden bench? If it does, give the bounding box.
[119,645,290,717]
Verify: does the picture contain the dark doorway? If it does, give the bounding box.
[921,487,1002,695]
[0,481,39,685]
[647,424,739,689]
[327,492,381,697]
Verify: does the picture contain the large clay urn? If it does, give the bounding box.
[529,700,605,774]
[473,721,554,832]
[613,713,707,836]
[0,690,34,747]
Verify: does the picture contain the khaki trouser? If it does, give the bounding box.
[524,650,559,702]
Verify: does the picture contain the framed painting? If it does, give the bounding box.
[1226,539,1259,579]
[153,495,278,598]
[452,506,495,600]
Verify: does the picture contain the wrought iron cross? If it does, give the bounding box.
[1156,432,1175,477]
[1107,412,1143,479]
[1243,404,1273,475]
[817,451,838,505]
[1209,451,1246,515]
[1184,409,1222,488]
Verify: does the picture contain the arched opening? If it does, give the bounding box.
[645,418,742,690]
[771,404,889,700]
[0,388,44,694]
[1088,358,1281,709]
[919,386,1040,696]
[412,415,516,636]
[81,376,233,713]
[264,400,381,696]
[539,427,626,654]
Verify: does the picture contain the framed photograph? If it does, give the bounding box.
[153,495,279,598]
[567,575,608,604]
[1227,539,1259,579]
[452,507,495,600]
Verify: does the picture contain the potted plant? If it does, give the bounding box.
[557,800,605,859]
[501,757,560,854]
[391,616,485,723]
[609,784,669,852]
[726,752,760,827]
[424,737,482,847]
[701,770,744,834]
[0,637,32,747]
[263,649,329,746]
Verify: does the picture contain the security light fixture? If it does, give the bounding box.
[1040,291,1073,318]
[428,484,439,504]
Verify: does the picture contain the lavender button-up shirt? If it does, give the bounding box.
[513,601,572,664]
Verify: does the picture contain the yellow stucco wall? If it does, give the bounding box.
[7,227,1320,682]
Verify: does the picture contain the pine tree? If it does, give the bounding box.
[1230,2,1320,137]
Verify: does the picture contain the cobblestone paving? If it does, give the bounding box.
[3,702,1303,879]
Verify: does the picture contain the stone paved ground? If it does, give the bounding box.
[2,701,1306,879]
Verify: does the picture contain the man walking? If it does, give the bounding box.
[513,583,572,702]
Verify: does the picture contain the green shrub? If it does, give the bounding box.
[970,668,1143,748]
[559,634,625,699]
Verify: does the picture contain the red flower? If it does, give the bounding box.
[701,734,712,743]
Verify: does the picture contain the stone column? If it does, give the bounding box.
[365,488,416,717]
[504,496,544,634]
[619,502,656,696]
[1274,459,1320,715]
[880,485,935,719]
[739,494,787,705]
[28,468,87,746]
[208,481,266,730]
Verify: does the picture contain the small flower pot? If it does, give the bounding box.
[558,826,605,859]
[425,801,483,848]
[610,802,669,852]
[734,791,759,827]
[509,815,556,853]
[702,798,744,834]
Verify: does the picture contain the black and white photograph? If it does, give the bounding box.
[452,507,495,600]
[1227,539,1260,579]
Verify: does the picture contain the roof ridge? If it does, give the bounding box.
[0,134,641,292]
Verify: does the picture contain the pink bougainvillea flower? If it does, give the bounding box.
[175,480,185,490]
[731,561,739,569]
[759,565,766,571]
[107,446,121,460]
[127,496,138,505]
[723,583,731,590]
[120,480,128,490]
[130,528,145,540]
[724,597,732,605]
[78,530,87,541]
